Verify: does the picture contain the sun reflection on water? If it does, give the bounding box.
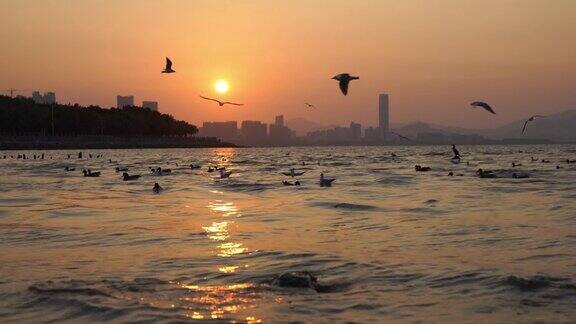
[219,265,239,273]
[196,199,256,319]
[180,283,260,321]
[218,242,247,257]
[204,200,249,269]
[203,221,229,241]
[207,201,240,217]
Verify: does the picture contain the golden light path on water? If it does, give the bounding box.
[182,196,259,321]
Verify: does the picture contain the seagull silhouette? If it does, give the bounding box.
[522,115,546,134]
[162,57,175,73]
[470,101,496,114]
[199,95,243,107]
[390,131,412,141]
[332,73,359,95]
[305,103,315,108]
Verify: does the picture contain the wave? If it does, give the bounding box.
[213,180,274,192]
[504,275,576,292]
[309,201,380,211]
[377,175,414,186]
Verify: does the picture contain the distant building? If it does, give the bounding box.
[364,126,381,141]
[241,120,268,145]
[31,91,56,104]
[117,95,134,109]
[350,122,362,140]
[201,121,238,142]
[32,91,43,104]
[269,115,293,144]
[379,93,389,140]
[44,92,56,104]
[142,101,158,111]
[275,115,284,127]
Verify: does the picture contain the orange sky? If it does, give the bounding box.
[1,0,575,129]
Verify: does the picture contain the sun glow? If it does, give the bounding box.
[214,80,229,94]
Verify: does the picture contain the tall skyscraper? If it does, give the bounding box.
[142,101,158,111]
[117,95,134,108]
[275,115,284,127]
[379,93,389,140]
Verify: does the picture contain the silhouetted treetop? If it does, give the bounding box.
[0,95,198,136]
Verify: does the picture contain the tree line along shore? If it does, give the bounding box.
[0,95,235,149]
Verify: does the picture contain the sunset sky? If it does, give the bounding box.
[1,0,575,129]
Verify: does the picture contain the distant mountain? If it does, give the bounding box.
[286,117,338,136]
[393,109,576,142]
[481,110,576,142]
[393,122,445,137]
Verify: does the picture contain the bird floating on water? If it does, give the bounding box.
[332,73,359,96]
[319,173,335,187]
[219,169,232,178]
[153,183,163,193]
[452,144,461,161]
[522,115,546,134]
[82,169,101,177]
[305,103,315,108]
[162,57,175,73]
[476,168,496,178]
[199,95,243,107]
[122,172,140,181]
[415,165,431,172]
[470,101,496,114]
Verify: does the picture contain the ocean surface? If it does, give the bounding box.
[1,145,576,323]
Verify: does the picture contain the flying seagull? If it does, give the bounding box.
[332,73,359,96]
[305,103,315,108]
[162,57,175,73]
[390,131,412,141]
[199,95,243,107]
[470,101,496,114]
[522,115,545,134]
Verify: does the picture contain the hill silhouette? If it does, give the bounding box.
[0,95,197,136]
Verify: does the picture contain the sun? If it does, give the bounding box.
[214,80,229,94]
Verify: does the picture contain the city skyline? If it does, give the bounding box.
[1,0,575,129]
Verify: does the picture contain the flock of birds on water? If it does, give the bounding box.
[4,145,576,193]
[162,57,548,136]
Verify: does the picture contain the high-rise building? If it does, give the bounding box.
[43,92,56,104]
[142,101,158,111]
[350,122,362,140]
[32,91,43,104]
[275,115,284,127]
[117,95,134,108]
[379,93,389,140]
[200,121,238,142]
[241,121,268,145]
[31,91,57,104]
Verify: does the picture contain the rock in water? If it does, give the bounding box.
[272,271,318,289]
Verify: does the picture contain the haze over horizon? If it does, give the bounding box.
[1,0,575,129]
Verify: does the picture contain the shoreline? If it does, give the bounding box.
[0,135,236,150]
